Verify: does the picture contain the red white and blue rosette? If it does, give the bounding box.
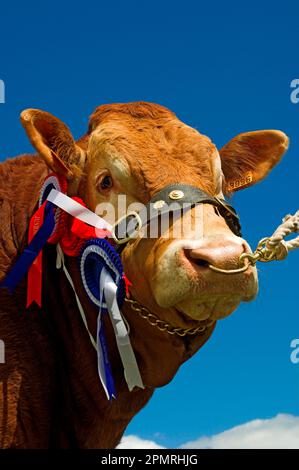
[0,173,67,302]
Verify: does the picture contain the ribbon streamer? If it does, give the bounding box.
[27,174,66,306]
[56,244,115,400]
[0,202,55,294]
[47,189,112,232]
[100,267,144,392]
[97,283,117,400]
[56,244,97,350]
[26,202,46,307]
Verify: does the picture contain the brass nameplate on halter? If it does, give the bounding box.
[227,171,253,191]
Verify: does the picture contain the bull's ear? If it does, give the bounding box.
[20,109,85,179]
[219,130,289,192]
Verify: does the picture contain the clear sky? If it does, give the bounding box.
[0,0,298,448]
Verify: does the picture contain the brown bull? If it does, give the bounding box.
[0,102,288,448]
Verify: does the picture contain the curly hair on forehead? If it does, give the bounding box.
[88,101,176,132]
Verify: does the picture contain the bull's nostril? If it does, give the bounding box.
[184,249,210,268]
[183,240,246,272]
[192,258,209,267]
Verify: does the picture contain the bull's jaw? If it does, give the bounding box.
[175,294,242,321]
[153,271,258,322]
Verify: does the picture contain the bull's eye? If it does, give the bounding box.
[98,173,113,191]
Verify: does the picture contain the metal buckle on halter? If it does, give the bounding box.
[111,211,143,245]
[214,196,238,218]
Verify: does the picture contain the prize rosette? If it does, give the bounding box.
[79,237,126,314]
[79,238,127,399]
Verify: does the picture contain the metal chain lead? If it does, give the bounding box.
[124,298,215,337]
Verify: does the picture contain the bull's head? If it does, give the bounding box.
[21,102,288,328]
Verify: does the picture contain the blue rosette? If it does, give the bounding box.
[79,238,125,312]
[79,238,126,400]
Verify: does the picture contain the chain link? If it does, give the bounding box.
[209,236,292,275]
[124,298,215,337]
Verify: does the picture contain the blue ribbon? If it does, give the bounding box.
[0,202,56,293]
[98,321,116,400]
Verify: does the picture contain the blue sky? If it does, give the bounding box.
[0,0,298,448]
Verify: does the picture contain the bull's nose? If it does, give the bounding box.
[184,236,247,270]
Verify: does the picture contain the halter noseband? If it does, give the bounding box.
[112,183,241,245]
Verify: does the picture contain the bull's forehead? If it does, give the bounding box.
[88,115,222,198]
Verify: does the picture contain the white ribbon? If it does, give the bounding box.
[47,189,112,232]
[56,244,97,351]
[99,267,144,392]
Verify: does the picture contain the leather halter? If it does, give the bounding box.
[112,183,241,246]
[110,184,241,337]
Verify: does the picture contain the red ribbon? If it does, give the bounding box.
[26,202,47,308]
[53,197,111,256]
[122,274,133,298]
